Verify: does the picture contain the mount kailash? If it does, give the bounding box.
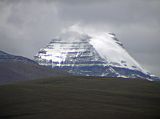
[34,27,159,81]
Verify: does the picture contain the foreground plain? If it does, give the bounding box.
[0,76,160,119]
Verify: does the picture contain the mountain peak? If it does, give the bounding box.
[34,26,159,81]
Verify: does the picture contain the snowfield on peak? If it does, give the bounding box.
[89,32,145,72]
[64,25,145,72]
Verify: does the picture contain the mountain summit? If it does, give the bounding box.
[34,26,159,81]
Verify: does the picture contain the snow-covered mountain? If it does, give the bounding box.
[34,26,159,81]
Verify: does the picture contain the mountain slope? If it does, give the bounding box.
[0,50,36,64]
[34,26,159,81]
[0,50,68,84]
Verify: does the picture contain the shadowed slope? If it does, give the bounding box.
[0,50,68,84]
[0,62,68,84]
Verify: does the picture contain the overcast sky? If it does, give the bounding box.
[0,0,160,76]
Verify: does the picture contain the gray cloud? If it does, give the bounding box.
[0,0,65,56]
[0,0,160,76]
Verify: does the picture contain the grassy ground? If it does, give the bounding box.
[0,76,160,119]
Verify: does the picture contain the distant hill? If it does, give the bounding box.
[0,50,68,84]
[0,50,36,64]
